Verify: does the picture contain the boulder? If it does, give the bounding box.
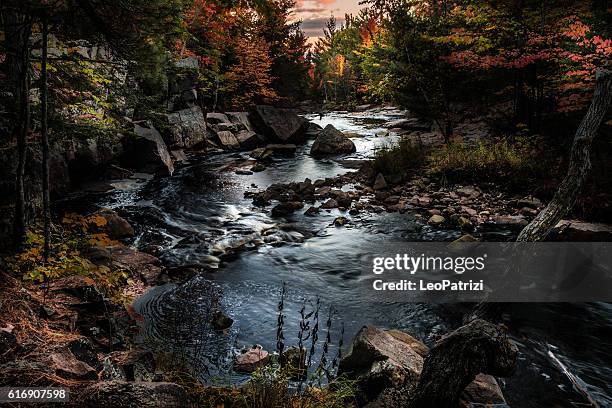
[128,121,174,175]
[271,201,304,217]
[234,345,270,373]
[235,130,265,150]
[206,112,230,124]
[517,196,542,209]
[165,107,208,148]
[490,215,528,229]
[50,348,97,380]
[338,326,423,401]
[320,198,339,209]
[250,105,308,143]
[226,112,254,131]
[105,349,156,381]
[214,122,243,133]
[551,220,612,241]
[211,310,233,331]
[305,122,323,138]
[373,173,387,190]
[310,124,357,156]
[216,131,240,150]
[92,208,135,239]
[82,381,189,407]
[428,215,446,226]
[461,374,506,406]
[86,246,163,284]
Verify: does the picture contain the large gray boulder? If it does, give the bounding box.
[310,124,356,156]
[235,130,265,150]
[226,111,254,131]
[128,121,174,175]
[165,106,208,148]
[250,105,308,143]
[81,381,189,407]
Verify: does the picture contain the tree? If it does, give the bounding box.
[225,36,278,109]
[517,68,612,242]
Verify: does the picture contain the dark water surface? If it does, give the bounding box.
[87,110,610,407]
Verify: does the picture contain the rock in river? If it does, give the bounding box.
[250,105,308,144]
[234,345,270,373]
[310,124,357,155]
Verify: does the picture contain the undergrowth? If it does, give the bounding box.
[372,134,547,188]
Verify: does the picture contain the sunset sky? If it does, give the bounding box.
[294,0,362,43]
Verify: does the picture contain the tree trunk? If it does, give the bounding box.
[409,319,517,408]
[41,15,51,261]
[517,69,612,242]
[8,12,32,249]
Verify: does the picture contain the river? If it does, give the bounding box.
[82,110,611,407]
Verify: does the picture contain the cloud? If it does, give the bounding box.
[300,16,345,37]
[296,7,328,13]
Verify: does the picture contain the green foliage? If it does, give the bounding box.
[372,138,428,180]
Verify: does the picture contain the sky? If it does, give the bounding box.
[294,0,362,44]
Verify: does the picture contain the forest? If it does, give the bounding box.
[0,0,611,407]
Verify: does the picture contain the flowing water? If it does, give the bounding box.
[80,110,610,407]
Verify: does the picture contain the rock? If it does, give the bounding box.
[373,173,388,190]
[50,348,97,380]
[105,164,134,180]
[490,215,528,229]
[355,104,373,112]
[212,310,233,330]
[271,201,304,217]
[321,198,339,209]
[235,169,253,175]
[304,206,320,216]
[67,338,100,370]
[206,112,230,124]
[106,349,156,381]
[92,208,135,239]
[385,329,429,358]
[86,246,164,284]
[226,112,254,131]
[234,345,270,373]
[251,105,308,143]
[250,147,273,161]
[428,215,446,226]
[460,206,478,217]
[376,130,389,137]
[551,220,612,241]
[216,131,240,150]
[49,275,103,304]
[386,118,431,131]
[410,319,517,408]
[251,163,266,172]
[456,186,480,199]
[461,374,506,406]
[310,124,357,155]
[452,234,478,243]
[214,122,242,133]
[334,216,349,226]
[165,107,208,148]
[305,122,323,138]
[517,196,542,209]
[264,144,297,156]
[129,121,174,175]
[82,381,189,407]
[236,130,265,150]
[338,326,423,400]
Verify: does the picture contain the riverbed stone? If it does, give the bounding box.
[428,214,445,226]
[129,121,175,175]
[92,208,135,239]
[234,345,270,373]
[321,198,339,209]
[373,173,388,190]
[550,220,612,241]
[310,124,357,155]
[217,131,240,150]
